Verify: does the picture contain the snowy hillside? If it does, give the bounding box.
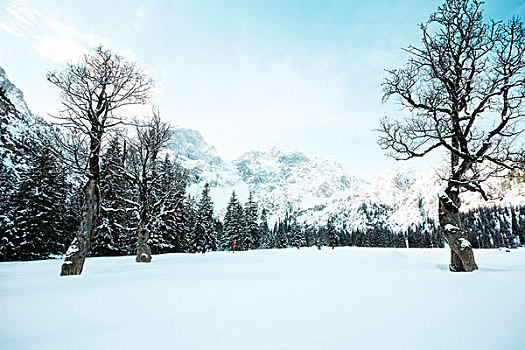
[1,248,524,349]
[296,164,525,231]
[0,66,49,173]
[1,66,32,169]
[166,128,230,185]
[0,66,31,118]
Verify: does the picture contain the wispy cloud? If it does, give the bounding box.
[5,4,38,28]
[134,6,147,20]
[0,3,40,38]
[131,2,149,32]
[0,21,24,37]
[0,2,109,62]
[33,17,111,62]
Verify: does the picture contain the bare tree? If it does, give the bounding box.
[379,0,525,272]
[123,109,172,262]
[48,46,152,275]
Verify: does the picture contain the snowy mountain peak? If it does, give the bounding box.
[165,127,365,221]
[167,127,223,166]
[233,145,309,185]
[268,145,308,164]
[0,66,31,118]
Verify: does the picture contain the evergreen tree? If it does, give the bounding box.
[214,219,225,251]
[258,208,271,249]
[275,220,288,249]
[353,228,364,247]
[303,225,315,247]
[184,195,198,253]
[288,221,305,249]
[223,191,244,250]
[0,162,16,261]
[243,192,259,250]
[150,156,188,254]
[0,88,32,261]
[193,183,216,253]
[91,136,132,257]
[511,207,524,246]
[7,146,69,260]
[326,216,339,249]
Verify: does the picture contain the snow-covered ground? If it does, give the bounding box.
[1,248,524,350]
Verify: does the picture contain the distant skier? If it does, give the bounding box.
[232,240,236,253]
[202,240,207,254]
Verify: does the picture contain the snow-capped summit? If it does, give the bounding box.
[167,127,223,166]
[0,66,31,118]
[165,129,366,221]
[234,145,308,184]
[0,65,42,172]
[234,145,361,193]
[267,145,309,165]
[165,128,241,188]
[233,146,364,220]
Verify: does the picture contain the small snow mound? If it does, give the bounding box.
[66,245,79,255]
[458,238,471,250]
[444,224,459,231]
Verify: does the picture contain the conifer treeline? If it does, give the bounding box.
[2,128,524,261]
[1,86,79,261]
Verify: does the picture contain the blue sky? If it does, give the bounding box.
[1,0,524,177]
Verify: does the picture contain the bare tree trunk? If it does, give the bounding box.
[135,183,152,262]
[136,224,152,262]
[61,128,101,276]
[60,178,100,275]
[438,185,478,272]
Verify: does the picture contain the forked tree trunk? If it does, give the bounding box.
[60,178,100,275]
[438,185,478,272]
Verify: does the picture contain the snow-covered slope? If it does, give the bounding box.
[2,248,525,350]
[296,164,525,231]
[0,66,40,171]
[0,66,31,118]
[167,128,240,188]
[233,146,364,219]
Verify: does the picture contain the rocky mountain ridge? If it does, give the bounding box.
[166,127,525,228]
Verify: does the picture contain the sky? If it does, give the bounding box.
[1,0,524,178]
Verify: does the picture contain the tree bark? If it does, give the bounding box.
[135,182,152,262]
[438,185,478,272]
[60,127,102,276]
[60,177,100,275]
[135,224,152,262]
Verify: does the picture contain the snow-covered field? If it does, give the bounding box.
[1,248,524,350]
